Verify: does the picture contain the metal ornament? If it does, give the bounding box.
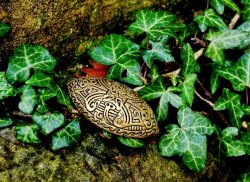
[68,77,159,138]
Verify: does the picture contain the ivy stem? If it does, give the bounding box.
[194,88,214,107]
[11,111,32,119]
[196,78,213,100]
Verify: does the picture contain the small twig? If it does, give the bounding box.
[196,78,213,100]
[11,111,32,119]
[194,88,214,107]
[229,14,240,29]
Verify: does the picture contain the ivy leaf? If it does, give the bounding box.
[205,30,248,65]
[37,89,57,113]
[6,44,57,84]
[50,83,71,108]
[179,23,197,44]
[32,112,65,135]
[240,131,250,155]
[0,118,13,128]
[138,77,166,101]
[26,72,53,88]
[148,64,160,82]
[142,35,174,68]
[217,53,250,91]
[221,127,245,156]
[209,0,225,14]
[127,10,177,39]
[181,43,200,77]
[0,72,16,100]
[237,21,250,49]
[15,124,41,143]
[214,88,244,128]
[242,1,250,20]
[0,22,10,37]
[117,136,145,148]
[89,34,142,85]
[18,85,38,114]
[194,9,227,32]
[181,74,197,107]
[159,107,214,172]
[242,105,250,115]
[219,0,240,13]
[210,65,220,94]
[51,119,81,150]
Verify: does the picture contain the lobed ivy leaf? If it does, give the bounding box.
[181,43,200,77]
[6,44,57,84]
[180,73,197,107]
[205,30,248,65]
[89,34,142,85]
[0,118,13,128]
[194,9,227,32]
[219,0,240,13]
[217,52,250,91]
[139,78,183,122]
[159,107,214,172]
[18,85,38,114]
[214,88,244,128]
[0,72,16,100]
[15,124,41,143]
[127,10,177,39]
[221,127,245,156]
[0,22,10,37]
[26,72,53,88]
[117,136,145,148]
[142,35,174,68]
[209,0,225,14]
[32,112,65,135]
[240,131,250,155]
[51,119,81,150]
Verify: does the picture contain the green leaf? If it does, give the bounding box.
[243,105,250,115]
[148,64,160,82]
[240,131,250,155]
[142,35,174,68]
[209,0,225,14]
[0,22,10,37]
[179,23,197,44]
[242,1,250,20]
[214,88,244,128]
[210,65,220,94]
[205,30,248,65]
[217,53,250,91]
[181,74,197,107]
[127,10,177,39]
[37,89,57,113]
[219,0,240,13]
[117,136,145,148]
[26,72,53,88]
[159,107,214,172]
[15,124,41,143]
[89,34,142,85]
[237,21,250,49]
[194,9,227,32]
[32,112,65,135]
[156,92,169,122]
[221,127,245,156]
[138,77,166,101]
[181,43,200,77]
[49,83,71,108]
[0,118,13,128]
[18,85,38,114]
[51,119,81,150]
[6,44,57,84]
[0,72,16,100]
